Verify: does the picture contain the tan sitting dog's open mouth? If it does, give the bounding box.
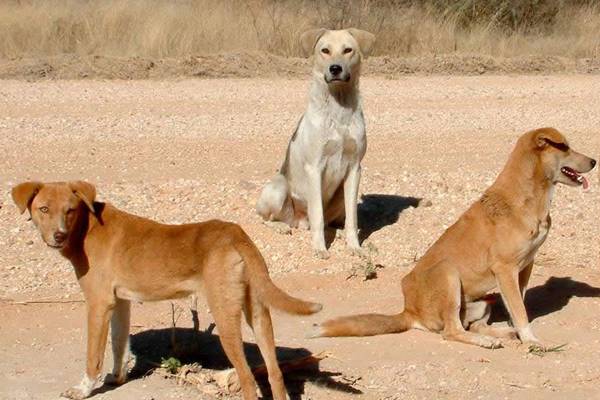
[561,166,590,188]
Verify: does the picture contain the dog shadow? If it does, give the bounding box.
[490,276,600,323]
[94,326,361,399]
[357,194,422,242]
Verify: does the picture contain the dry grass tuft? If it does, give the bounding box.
[0,0,599,59]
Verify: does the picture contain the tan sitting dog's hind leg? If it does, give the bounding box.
[465,300,517,340]
[440,274,502,349]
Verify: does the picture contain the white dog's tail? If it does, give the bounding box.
[256,173,289,221]
[234,236,322,315]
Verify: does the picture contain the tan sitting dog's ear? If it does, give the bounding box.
[300,28,326,57]
[534,128,565,149]
[12,182,44,214]
[69,181,96,214]
[348,28,376,57]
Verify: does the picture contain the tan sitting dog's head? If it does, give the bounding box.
[12,181,96,249]
[300,28,375,86]
[524,127,596,188]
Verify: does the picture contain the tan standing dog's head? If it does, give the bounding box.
[12,181,96,249]
[300,28,375,86]
[524,128,596,188]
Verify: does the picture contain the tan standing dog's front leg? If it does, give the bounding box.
[105,299,131,386]
[495,270,540,346]
[305,165,328,259]
[62,301,113,400]
[344,164,361,253]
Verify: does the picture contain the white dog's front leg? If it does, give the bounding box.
[344,164,361,252]
[305,165,329,259]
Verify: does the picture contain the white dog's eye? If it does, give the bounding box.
[39,206,49,213]
[321,48,330,54]
[343,48,353,54]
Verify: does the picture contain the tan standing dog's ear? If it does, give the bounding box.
[300,28,327,57]
[347,28,376,57]
[12,182,44,214]
[69,181,96,214]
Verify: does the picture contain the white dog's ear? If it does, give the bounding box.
[300,28,327,57]
[348,28,376,57]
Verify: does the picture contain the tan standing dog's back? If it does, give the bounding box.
[12,181,321,400]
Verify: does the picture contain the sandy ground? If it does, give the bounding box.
[1,76,599,400]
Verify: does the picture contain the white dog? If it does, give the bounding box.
[257,28,375,259]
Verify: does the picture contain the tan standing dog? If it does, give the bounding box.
[11,181,322,400]
[311,128,595,349]
[256,28,375,259]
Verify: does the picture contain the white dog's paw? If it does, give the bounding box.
[60,387,89,400]
[313,249,330,259]
[263,221,292,235]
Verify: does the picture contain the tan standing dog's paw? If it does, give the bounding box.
[60,387,88,400]
[104,373,127,386]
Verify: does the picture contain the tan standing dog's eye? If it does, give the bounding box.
[343,48,353,54]
[39,206,49,213]
[321,48,330,54]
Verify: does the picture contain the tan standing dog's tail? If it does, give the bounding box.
[234,240,322,315]
[309,312,412,338]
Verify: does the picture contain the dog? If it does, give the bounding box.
[11,181,322,400]
[310,128,595,349]
[256,28,375,259]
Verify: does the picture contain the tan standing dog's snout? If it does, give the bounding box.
[12,181,96,249]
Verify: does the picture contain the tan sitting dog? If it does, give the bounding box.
[311,128,595,349]
[11,181,322,400]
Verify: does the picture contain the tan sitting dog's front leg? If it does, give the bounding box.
[495,269,541,347]
[62,301,113,399]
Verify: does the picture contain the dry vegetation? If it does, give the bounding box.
[0,0,599,60]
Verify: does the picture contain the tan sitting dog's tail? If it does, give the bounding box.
[235,240,322,315]
[309,312,412,337]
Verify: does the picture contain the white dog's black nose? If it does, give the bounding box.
[329,64,342,76]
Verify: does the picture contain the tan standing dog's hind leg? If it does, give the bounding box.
[105,299,131,386]
[62,299,114,400]
[244,296,287,400]
[204,252,258,400]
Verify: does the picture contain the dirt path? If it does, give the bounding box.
[1,76,599,399]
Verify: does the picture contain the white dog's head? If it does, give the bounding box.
[300,28,375,86]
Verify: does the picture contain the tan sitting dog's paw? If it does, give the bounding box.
[60,387,88,400]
